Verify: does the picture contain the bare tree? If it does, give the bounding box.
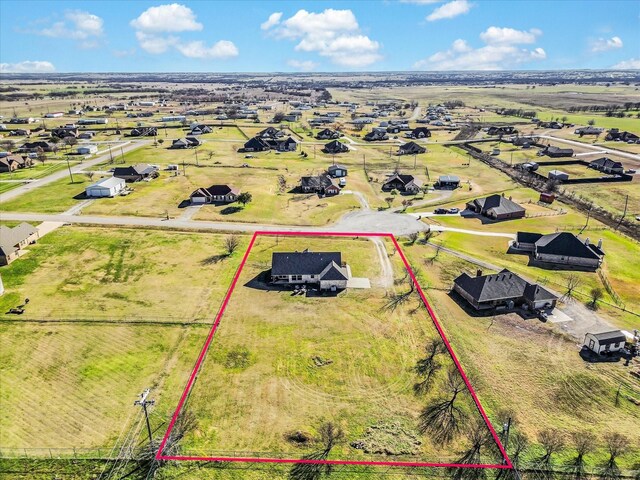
[418,366,468,444]
[289,422,344,480]
[509,431,529,468]
[537,429,565,469]
[407,232,419,245]
[413,338,446,395]
[35,147,47,165]
[561,274,582,302]
[449,420,498,480]
[570,431,595,480]
[588,287,603,310]
[384,196,395,208]
[225,234,240,256]
[601,433,628,480]
[84,171,95,182]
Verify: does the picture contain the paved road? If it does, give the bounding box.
[407,106,422,121]
[0,140,148,202]
[537,134,640,162]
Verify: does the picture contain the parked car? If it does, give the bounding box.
[434,208,447,214]
[448,208,460,214]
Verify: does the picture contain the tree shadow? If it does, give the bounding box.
[288,450,331,480]
[200,253,230,265]
[220,206,243,215]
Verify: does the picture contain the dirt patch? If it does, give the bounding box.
[350,422,422,456]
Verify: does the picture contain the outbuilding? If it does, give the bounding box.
[85,176,126,198]
[77,145,98,155]
[584,331,627,355]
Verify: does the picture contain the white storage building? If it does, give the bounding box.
[85,177,125,198]
[77,145,98,155]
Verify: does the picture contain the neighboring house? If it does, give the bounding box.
[258,127,284,138]
[241,135,297,152]
[364,130,388,142]
[327,164,348,178]
[512,232,604,270]
[488,126,517,136]
[575,126,604,136]
[584,331,627,355]
[406,127,431,139]
[589,157,624,174]
[0,222,39,266]
[382,173,423,194]
[316,128,340,140]
[51,127,79,138]
[0,154,32,173]
[605,129,639,143]
[130,127,158,137]
[300,175,340,196]
[77,145,98,155]
[539,145,574,158]
[190,184,240,204]
[452,269,558,311]
[21,141,54,152]
[189,124,212,135]
[78,131,96,140]
[270,250,349,291]
[171,137,201,149]
[397,141,426,156]
[512,137,533,148]
[548,170,569,181]
[85,176,126,198]
[113,164,159,182]
[273,136,297,152]
[435,175,460,189]
[466,194,526,220]
[323,140,349,154]
[538,121,563,129]
[242,136,270,152]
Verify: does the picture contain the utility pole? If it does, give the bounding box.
[616,194,629,230]
[108,145,113,164]
[120,146,125,164]
[65,157,74,183]
[134,389,155,456]
[194,147,199,167]
[413,154,417,170]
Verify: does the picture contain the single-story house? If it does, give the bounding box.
[189,124,212,135]
[382,173,423,194]
[584,331,627,355]
[397,141,426,156]
[436,175,460,189]
[512,232,604,270]
[316,128,340,140]
[130,127,158,137]
[85,176,126,198]
[113,164,159,182]
[323,140,349,154]
[538,121,563,129]
[589,157,624,174]
[77,145,98,155]
[0,222,39,266]
[466,194,526,220]
[605,129,639,143]
[548,170,569,181]
[51,127,79,139]
[300,175,340,196]
[364,130,388,142]
[271,250,349,291]
[452,268,557,311]
[171,137,201,149]
[406,127,431,139]
[242,136,271,152]
[512,137,533,148]
[488,126,517,136]
[540,146,574,158]
[327,164,348,178]
[258,127,284,139]
[21,141,54,152]
[575,126,604,136]
[0,154,32,173]
[190,184,240,204]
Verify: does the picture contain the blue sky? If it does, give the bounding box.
[1,1,639,73]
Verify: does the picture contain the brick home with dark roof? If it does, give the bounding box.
[271,250,349,291]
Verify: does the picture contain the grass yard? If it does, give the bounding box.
[0,226,247,322]
[172,235,504,465]
[399,243,640,469]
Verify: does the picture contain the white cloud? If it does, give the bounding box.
[400,0,443,4]
[113,48,137,58]
[0,60,56,73]
[591,36,623,52]
[130,4,237,61]
[130,3,202,32]
[480,27,541,45]
[35,10,104,48]
[414,26,545,70]
[264,9,382,68]
[175,40,238,59]
[261,12,282,30]
[426,0,472,21]
[287,59,319,71]
[135,31,178,54]
[612,58,640,69]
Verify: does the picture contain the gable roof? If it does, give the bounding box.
[0,222,37,256]
[454,269,557,303]
[589,157,623,170]
[319,261,349,281]
[589,330,626,344]
[534,232,602,259]
[271,251,342,276]
[399,141,426,153]
[89,177,125,189]
[472,194,524,215]
[383,173,423,188]
[301,175,333,189]
[194,184,240,196]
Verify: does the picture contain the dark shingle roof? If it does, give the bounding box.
[473,194,524,216]
[272,251,342,276]
[534,232,601,259]
[516,232,544,244]
[589,330,626,345]
[590,157,623,170]
[319,262,349,281]
[454,269,531,302]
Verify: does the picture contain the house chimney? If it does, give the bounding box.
[585,237,590,246]
[597,239,602,249]
[476,269,482,277]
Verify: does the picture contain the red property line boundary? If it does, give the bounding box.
[156,231,514,470]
